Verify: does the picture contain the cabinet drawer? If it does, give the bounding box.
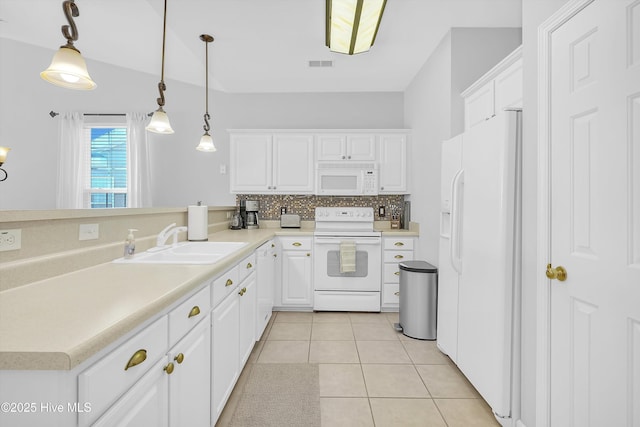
[169,285,211,347]
[212,266,239,308]
[238,253,256,283]
[384,263,401,283]
[383,250,413,263]
[382,283,400,305]
[78,315,168,426]
[383,238,414,250]
[279,236,312,250]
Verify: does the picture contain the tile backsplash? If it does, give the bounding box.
[236,195,406,221]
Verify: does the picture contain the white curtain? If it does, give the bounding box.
[127,112,152,208]
[56,112,86,209]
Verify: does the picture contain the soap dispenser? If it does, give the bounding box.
[124,229,138,259]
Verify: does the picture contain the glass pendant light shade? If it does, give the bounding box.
[326,0,387,55]
[196,132,216,152]
[146,107,174,134]
[0,146,10,166]
[41,47,97,90]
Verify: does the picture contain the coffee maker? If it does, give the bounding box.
[245,200,259,229]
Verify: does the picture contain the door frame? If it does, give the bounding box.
[536,0,596,426]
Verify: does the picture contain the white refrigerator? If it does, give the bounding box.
[437,109,522,426]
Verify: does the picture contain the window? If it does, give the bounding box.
[84,124,128,208]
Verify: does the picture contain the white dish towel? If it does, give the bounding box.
[340,240,357,273]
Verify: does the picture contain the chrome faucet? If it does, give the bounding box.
[156,223,188,248]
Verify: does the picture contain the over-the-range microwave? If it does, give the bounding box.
[315,161,378,196]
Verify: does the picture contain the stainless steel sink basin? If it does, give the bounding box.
[114,241,248,264]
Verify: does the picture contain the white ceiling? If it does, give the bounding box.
[0,0,522,93]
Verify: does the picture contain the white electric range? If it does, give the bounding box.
[313,207,382,312]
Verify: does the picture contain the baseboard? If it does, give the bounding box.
[516,420,527,427]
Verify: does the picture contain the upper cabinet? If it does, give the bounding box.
[230,132,314,194]
[378,134,408,194]
[229,129,410,195]
[462,46,522,130]
[316,134,376,161]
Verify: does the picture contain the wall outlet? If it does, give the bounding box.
[79,223,99,241]
[0,229,22,252]
[220,164,227,174]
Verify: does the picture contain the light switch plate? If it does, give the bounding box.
[0,229,22,251]
[79,224,99,241]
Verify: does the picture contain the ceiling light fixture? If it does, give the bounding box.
[40,0,96,90]
[326,0,387,55]
[0,147,10,182]
[146,0,174,134]
[196,34,216,152]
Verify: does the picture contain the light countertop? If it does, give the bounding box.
[0,226,416,371]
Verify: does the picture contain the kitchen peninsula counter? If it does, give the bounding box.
[0,227,313,371]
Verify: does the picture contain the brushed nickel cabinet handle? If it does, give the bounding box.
[188,306,201,318]
[125,349,147,371]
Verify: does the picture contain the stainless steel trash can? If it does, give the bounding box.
[396,261,438,340]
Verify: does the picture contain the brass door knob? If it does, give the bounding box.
[546,264,567,281]
[174,353,184,364]
[124,349,147,371]
[164,362,175,374]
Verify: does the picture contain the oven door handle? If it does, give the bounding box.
[314,237,381,245]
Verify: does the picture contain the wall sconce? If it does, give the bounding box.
[40,0,97,90]
[0,147,10,182]
[196,34,216,152]
[146,0,174,134]
[326,0,387,55]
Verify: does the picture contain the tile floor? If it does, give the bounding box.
[217,311,500,427]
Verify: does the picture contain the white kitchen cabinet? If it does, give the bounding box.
[316,133,376,161]
[256,240,276,339]
[381,237,415,311]
[211,287,240,422]
[167,318,211,427]
[463,46,522,130]
[92,357,170,427]
[238,272,257,366]
[229,132,314,194]
[378,134,408,194]
[278,237,313,308]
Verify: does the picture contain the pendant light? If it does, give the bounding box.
[326,0,387,55]
[0,147,10,182]
[146,0,174,134]
[196,34,216,152]
[40,0,97,90]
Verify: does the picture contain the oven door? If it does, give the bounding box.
[313,236,381,291]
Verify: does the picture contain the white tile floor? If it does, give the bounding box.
[216,311,499,427]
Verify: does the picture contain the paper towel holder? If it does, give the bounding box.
[188,201,209,241]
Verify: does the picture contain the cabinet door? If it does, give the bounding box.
[169,318,210,427]
[272,134,314,193]
[464,80,495,130]
[378,134,408,194]
[256,243,276,339]
[494,58,523,111]
[316,134,347,160]
[281,249,313,307]
[230,134,272,192]
[211,293,240,422]
[346,134,377,160]
[92,358,169,427]
[238,273,257,365]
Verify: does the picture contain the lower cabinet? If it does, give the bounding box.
[256,240,276,339]
[278,237,313,308]
[211,289,240,422]
[382,237,415,311]
[239,273,257,366]
[93,318,211,427]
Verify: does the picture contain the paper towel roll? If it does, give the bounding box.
[188,205,208,241]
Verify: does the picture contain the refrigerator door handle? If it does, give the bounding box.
[450,169,464,273]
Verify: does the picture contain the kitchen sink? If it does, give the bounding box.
[113,241,248,265]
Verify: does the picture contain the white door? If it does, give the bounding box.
[211,293,240,422]
[239,273,257,365]
[548,1,640,426]
[281,249,313,306]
